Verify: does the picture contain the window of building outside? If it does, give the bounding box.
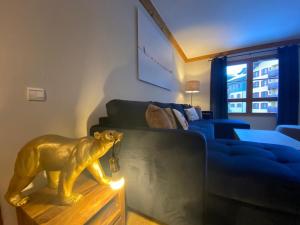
[253,81,259,88]
[253,92,259,98]
[261,91,268,97]
[261,103,268,109]
[261,80,268,87]
[261,68,268,75]
[252,102,259,109]
[227,57,278,114]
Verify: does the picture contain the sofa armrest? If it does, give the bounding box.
[276,125,300,141]
[202,111,213,120]
[99,117,112,127]
[90,126,207,225]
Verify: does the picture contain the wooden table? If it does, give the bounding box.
[0,206,3,225]
[16,174,125,225]
[234,129,300,150]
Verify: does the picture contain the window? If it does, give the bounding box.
[253,71,259,78]
[253,81,259,88]
[261,103,268,109]
[261,68,268,75]
[252,102,259,109]
[228,102,246,113]
[227,58,278,114]
[261,91,268,98]
[261,80,268,87]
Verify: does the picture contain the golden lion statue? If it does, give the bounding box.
[5,130,123,207]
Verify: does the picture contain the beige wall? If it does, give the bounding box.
[0,1,184,224]
[184,60,211,110]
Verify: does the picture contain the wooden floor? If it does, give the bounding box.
[127,211,162,225]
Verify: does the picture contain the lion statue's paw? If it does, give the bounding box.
[58,193,83,205]
[6,194,29,207]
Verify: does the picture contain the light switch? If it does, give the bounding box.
[27,87,46,101]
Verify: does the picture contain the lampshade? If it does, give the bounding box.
[185,80,200,93]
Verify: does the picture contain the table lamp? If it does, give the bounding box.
[185,80,200,105]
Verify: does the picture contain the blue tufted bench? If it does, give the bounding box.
[206,139,300,225]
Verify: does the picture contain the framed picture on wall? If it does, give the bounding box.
[137,8,175,91]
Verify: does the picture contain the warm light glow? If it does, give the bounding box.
[185,90,200,93]
[110,177,125,190]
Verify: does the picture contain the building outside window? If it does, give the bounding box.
[227,58,278,114]
[252,102,259,109]
[261,91,268,97]
[253,71,259,78]
[261,80,268,87]
[261,68,268,75]
[253,92,259,98]
[261,103,268,109]
[253,81,259,88]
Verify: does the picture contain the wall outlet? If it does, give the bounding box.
[27,87,46,101]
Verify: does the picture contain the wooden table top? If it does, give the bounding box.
[17,174,125,225]
[234,129,300,150]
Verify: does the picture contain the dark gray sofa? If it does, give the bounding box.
[91,127,206,225]
[90,99,300,225]
[99,99,250,140]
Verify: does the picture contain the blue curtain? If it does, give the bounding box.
[210,57,228,119]
[277,45,299,125]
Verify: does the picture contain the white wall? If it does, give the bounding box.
[0,1,184,224]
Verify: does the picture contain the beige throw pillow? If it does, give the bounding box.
[145,104,177,129]
[164,108,177,129]
[172,109,189,130]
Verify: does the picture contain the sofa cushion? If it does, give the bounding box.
[194,106,203,120]
[207,139,300,215]
[106,100,150,128]
[152,102,173,110]
[173,109,189,130]
[188,119,214,140]
[211,119,251,139]
[145,104,177,129]
[184,107,200,121]
[153,102,186,118]
[153,102,188,128]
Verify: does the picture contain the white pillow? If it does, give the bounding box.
[172,109,189,130]
[184,107,199,121]
[194,106,203,120]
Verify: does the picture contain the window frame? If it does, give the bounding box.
[227,55,278,116]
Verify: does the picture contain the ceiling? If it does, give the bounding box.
[151,0,300,58]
